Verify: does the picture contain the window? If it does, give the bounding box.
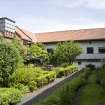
[87,47,93,54]
[98,47,105,54]
[47,48,53,53]
[78,61,81,65]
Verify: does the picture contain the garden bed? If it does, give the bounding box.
[0,65,78,105]
[18,69,82,105]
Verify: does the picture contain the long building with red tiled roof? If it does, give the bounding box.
[16,27,105,43]
[35,28,105,43]
[15,26,105,69]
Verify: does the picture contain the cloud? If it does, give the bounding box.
[16,15,105,33]
[45,0,105,9]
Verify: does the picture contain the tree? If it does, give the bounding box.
[0,41,21,87]
[12,37,27,57]
[50,41,82,66]
[28,44,48,64]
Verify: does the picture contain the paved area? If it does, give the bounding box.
[18,70,83,105]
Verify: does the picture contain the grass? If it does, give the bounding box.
[75,70,105,105]
[79,84,105,105]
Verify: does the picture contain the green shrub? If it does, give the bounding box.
[28,81,37,92]
[44,71,56,83]
[56,65,77,77]
[36,75,48,87]
[11,67,56,91]
[0,42,21,87]
[86,64,95,70]
[0,88,22,105]
[96,68,105,87]
[13,83,29,94]
[10,68,41,91]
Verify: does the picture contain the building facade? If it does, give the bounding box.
[35,28,105,69]
[40,41,105,69]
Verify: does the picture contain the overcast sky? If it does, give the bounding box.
[1,0,105,32]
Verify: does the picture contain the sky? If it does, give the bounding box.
[1,0,105,33]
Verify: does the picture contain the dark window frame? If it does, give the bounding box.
[47,48,54,54]
[87,47,94,54]
[98,47,105,54]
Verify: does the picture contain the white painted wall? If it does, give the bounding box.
[74,61,104,70]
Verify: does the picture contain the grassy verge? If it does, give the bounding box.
[79,84,105,105]
[74,70,105,105]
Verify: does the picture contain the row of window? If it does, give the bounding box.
[47,47,105,54]
[87,47,105,54]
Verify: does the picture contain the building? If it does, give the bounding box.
[1,17,105,69]
[0,17,16,38]
[35,28,105,69]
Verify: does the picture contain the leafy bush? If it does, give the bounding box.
[56,65,77,77]
[11,67,56,91]
[0,88,22,105]
[10,68,40,91]
[12,37,27,58]
[13,83,29,94]
[28,81,37,92]
[0,42,21,87]
[36,71,56,87]
[86,64,95,70]
[96,68,105,87]
[36,75,48,87]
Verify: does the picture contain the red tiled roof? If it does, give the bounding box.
[36,28,105,43]
[15,27,32,42]
[21,29,37,43]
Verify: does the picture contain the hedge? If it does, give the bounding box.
[56,65,77,77]
[36,71,56,87]
[0,88,22,105]
[10,67,56,91]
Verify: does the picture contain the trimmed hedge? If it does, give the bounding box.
[10,67,56,92]
[36,71,56,87]
[0,88,22,105]
[56,65,77,77]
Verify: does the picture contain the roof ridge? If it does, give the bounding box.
[35,27,105,35]
[16,26,32,41]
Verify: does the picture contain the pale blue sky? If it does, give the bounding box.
[1,0,105,32]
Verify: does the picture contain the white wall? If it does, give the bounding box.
[74,61,104,70]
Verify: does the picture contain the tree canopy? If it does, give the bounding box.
[50,41,82,66]
[0,41,21,87]
[28,43,48,61]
